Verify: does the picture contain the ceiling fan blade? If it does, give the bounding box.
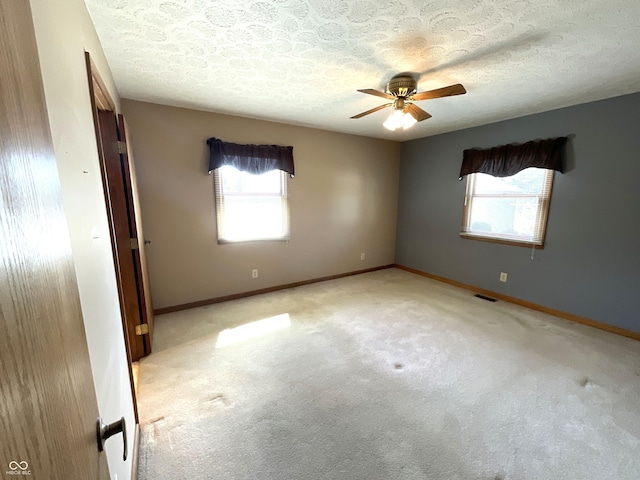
[357,89,395,100]
[350,103,393,119]
[405,103,432,122]
[411,84,466,101]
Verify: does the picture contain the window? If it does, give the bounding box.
[214,165,289,243]
[461,167,554,247]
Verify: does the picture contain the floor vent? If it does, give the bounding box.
[474,294,497,302]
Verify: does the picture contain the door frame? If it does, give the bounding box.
[85,52,145,422]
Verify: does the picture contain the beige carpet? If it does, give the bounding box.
[137,268,640,479]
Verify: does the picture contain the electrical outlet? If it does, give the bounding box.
[499,272,508,282]
[360,252,365,260]
[252,269,258,279]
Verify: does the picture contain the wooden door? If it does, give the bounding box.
[118,115,155,351]
[0,1,109,478]
[86,56,153,361]
[95,108,147,361]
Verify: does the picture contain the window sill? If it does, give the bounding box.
[217,237,290,245]
[460,232,544,249]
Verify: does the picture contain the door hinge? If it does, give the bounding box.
[135,324,149,336]
[116,141,127,155]
[129,238,139,250]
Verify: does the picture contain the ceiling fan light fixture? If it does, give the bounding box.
[403,111,417,130]
[383,108,417,131]
[383,108,405,131]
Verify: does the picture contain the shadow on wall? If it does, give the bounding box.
[564,133,576,173]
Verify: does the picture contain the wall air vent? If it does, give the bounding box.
[474,294,497,302]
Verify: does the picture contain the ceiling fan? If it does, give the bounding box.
[351,75,466,131]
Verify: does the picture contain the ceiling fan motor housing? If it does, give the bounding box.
[351,76,464,123]
[385,76,417,98]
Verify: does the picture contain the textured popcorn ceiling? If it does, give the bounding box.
[84,0,640,141]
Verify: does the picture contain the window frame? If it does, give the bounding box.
[213,166,290,244]
[460,168,555,249]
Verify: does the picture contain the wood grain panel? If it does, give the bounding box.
[0,2,108,478]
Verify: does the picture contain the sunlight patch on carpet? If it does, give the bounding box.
[215,313,291,349]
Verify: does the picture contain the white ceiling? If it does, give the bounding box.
[84,0,640,141]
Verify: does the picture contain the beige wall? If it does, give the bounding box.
[30,0,135,478]
[121,100,401,310]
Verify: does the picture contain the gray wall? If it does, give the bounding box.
[396,92,640,333]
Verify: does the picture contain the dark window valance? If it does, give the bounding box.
[207,137,294,177]
[459,136,567,179]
